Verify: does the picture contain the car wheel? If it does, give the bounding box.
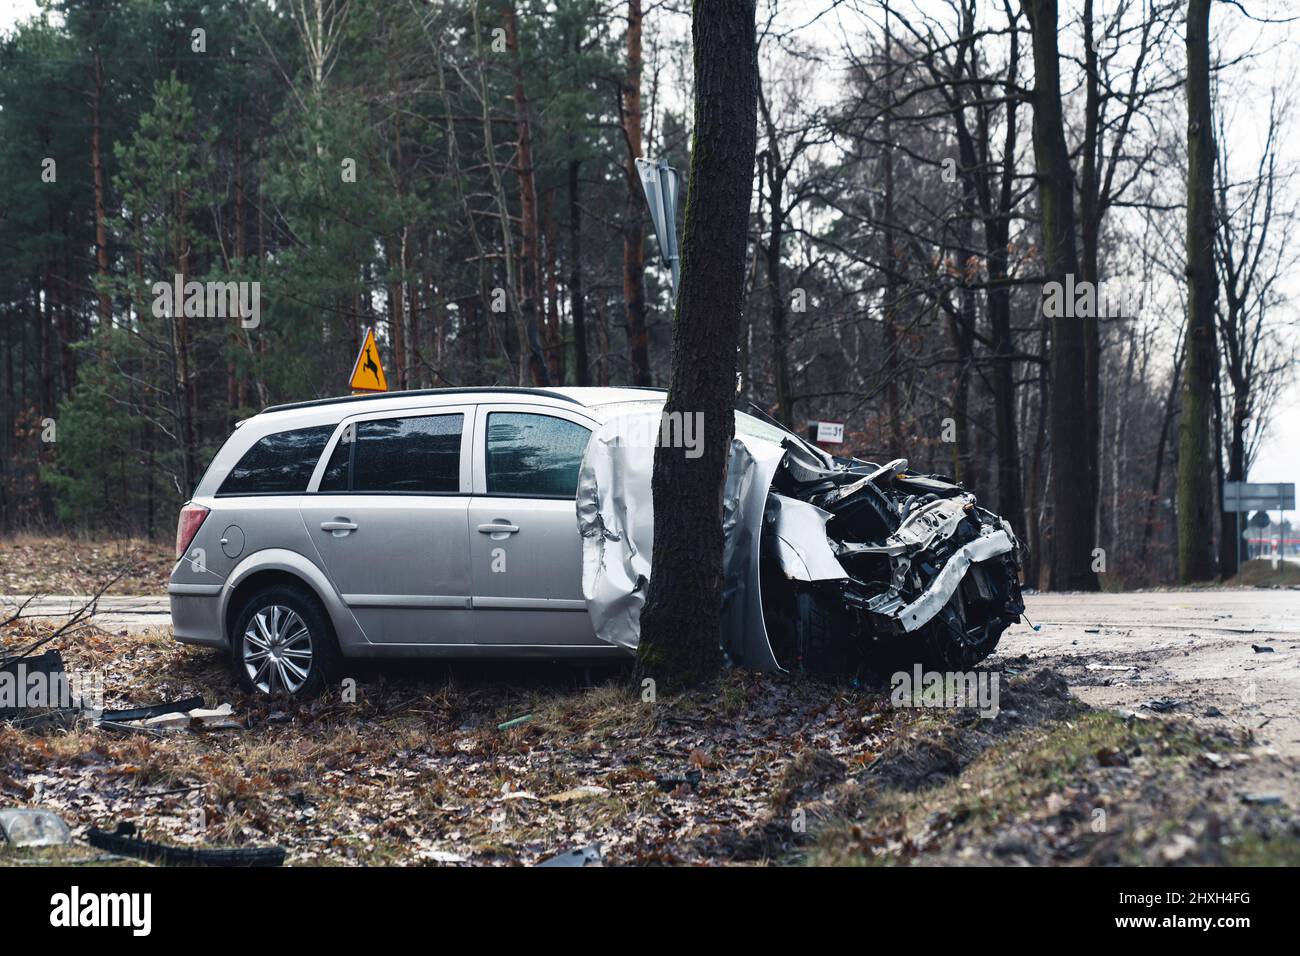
[230,586,338,698]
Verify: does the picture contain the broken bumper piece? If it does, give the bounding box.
[577,407,1025,674]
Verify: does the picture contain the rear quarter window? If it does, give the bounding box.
[216,424,336,496]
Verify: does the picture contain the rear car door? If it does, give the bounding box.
[467,404,601,646]
[300,406,474,646]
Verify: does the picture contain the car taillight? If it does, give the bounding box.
[175,503,210,559]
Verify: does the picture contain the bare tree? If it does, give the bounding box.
[1177,0,1218,582]
[1023,0,1099,590]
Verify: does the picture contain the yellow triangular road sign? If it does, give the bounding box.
[349,328,388,392]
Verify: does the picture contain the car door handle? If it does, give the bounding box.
[477,522,520,535]
[321,519,358,536]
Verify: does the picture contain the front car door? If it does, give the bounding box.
[467,404,604,647]
[300,405,475,646]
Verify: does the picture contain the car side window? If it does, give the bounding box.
[485,412,591,498]
[217,424,335,496]
[320,413,463,494]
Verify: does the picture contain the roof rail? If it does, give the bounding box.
[260,386,582,415]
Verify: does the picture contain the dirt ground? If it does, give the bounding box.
[0,536,1296,866]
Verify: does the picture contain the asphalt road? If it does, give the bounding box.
[1,594,170,633]
[1003,588,1300,765]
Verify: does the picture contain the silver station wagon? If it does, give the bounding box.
[171,387,645,697]
[172,386,1025,697]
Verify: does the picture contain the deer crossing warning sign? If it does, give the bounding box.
[349,328,388,393]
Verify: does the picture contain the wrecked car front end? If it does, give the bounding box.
[577,405,1024,676]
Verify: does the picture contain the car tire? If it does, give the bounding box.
[229,585,339,698]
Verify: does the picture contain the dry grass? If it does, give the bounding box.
[0,535,173,596]
[2,618,1295,867]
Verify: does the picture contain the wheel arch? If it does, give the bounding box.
[220,549,365,653]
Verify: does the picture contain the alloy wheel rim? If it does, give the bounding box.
[243,605,313,694]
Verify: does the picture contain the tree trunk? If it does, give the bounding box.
[1177,0,1218,582]
[91,51,111,328]
[1139,338,1183,568]
[1024,0,1098,591]
[569,158,591,386]
[635,0,758,689]
[622,0,651,386]
[504,2,549,387]
[1079,0,1102,542]
[542,189,563,383]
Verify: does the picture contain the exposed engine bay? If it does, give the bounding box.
[760,438,1024,675]
[576,404,1024,677]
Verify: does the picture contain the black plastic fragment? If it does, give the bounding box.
[87,822,285,867]
[99,696,205,723]
[0,650,68,721]
[655,769,702,792]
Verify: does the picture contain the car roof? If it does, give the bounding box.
[259,385,665,417]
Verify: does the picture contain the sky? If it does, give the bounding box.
[1,0,1295,516]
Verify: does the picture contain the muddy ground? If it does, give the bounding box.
[0,538,1296,866]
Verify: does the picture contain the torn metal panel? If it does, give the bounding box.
[720,436,785,671]
[576,410,658,654]
[764,494,848,582]
[892,529,1014,632]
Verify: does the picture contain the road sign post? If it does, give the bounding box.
[349,328,388,393]
[1223,481,1295,570]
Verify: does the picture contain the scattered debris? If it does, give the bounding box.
[656,769,702,792]
[1159,833,1198,862]
[1142,698,1180,713]
[1112,708,1150,721]
[87,822,285,867]
[144,702,235,732]
[98,701,239,734]
[0,650,70,723]
[1085,663,1135,672]
[423,849,468,864]
[100,696,204,723]
[498,714,533,731]
[1239,793,1283,806]
[0,808,72,847]
[1204,706,1224,718]
[536,844,602,867]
